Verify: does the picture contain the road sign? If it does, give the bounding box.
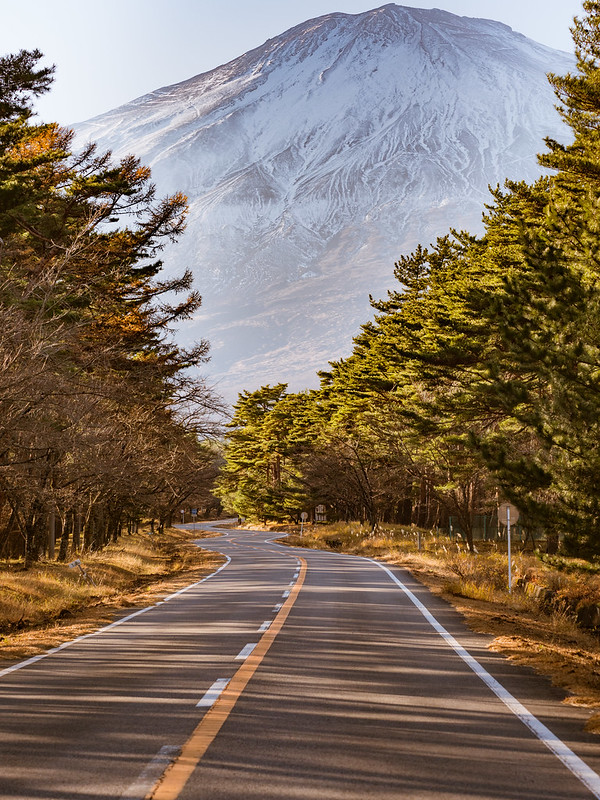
[191,508,198,517]
[300,512,308,521]
[498,503,519,526]
[498,503,519,595]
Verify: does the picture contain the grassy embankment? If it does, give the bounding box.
[259,520,600,732]
[0,526,223,662]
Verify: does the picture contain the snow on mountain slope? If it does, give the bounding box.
[74,4,573,401]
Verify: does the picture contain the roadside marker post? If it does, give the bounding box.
[68,558,95,586]
[300,511,308,536]
[507,506,512,593]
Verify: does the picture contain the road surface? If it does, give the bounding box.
[1,521,599,799]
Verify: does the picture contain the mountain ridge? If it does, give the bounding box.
[73,4,574,400]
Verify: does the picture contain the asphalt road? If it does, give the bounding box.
[1,521,600,799]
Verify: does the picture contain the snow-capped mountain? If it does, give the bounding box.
[74,4,573,401]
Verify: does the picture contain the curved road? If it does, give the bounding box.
[0,521,599,799]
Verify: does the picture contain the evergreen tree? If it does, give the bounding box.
[216,385,290,520]
[470,2,600,552]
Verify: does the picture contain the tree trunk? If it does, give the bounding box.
[72,509,81,552]
[25,504,46,565]
[58,511,73,562]
[47,509,56,560]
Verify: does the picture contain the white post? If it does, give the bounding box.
[507,506,512,594]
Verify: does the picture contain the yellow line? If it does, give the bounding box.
[148,556,307,800]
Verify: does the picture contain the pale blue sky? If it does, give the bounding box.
[0,0,584,125]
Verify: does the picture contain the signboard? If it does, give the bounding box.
[315,504,327,523]
[498,503,520,526]
[498,502,519,595]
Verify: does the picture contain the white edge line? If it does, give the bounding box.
[120,744,181,800]
[0,555,233,680]
[263,536,356,557]
[258,620,272,632]
[282,590,290,598]
[370,558,600,799]
[160,555,231,602]
[196,678,230,708]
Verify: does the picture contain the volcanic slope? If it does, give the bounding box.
[74,4,573,400]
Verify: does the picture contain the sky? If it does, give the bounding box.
[0,0,584,126]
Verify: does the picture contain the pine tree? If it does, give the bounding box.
[216,385,290,520]
[471,2,600,552]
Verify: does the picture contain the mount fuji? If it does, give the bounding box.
[74,4,573,401]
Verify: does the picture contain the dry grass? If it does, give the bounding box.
[0,527,224,662]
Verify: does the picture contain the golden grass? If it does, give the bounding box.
[0,527,223,660]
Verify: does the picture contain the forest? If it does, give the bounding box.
[0,50,222,563]
[217,2,600,557]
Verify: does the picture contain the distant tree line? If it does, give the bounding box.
[0,50,222,563]
[216,2,600,556]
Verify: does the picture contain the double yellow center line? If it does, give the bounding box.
[148,555,307,799]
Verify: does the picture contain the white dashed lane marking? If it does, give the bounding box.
[235,643,258,661]
[120,744,180,800]
[196,678,230,708]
